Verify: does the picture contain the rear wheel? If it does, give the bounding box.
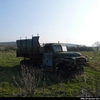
[20,60,34,67]
[20,60,25,66]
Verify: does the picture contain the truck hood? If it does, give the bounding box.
[55,52,82,58]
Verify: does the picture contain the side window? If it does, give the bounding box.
[62,45,67,51]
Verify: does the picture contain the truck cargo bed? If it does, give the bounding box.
[16,36,44,58]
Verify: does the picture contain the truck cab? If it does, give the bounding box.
[43,43,87,75]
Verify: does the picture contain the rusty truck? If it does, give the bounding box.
[16,36,87,77]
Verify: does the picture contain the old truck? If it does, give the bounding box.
[16,36,87,77]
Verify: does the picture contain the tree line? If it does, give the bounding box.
[0,41,100,52]
[67,41,100,52]
[67,46,93,51]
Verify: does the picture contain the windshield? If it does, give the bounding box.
[53,44,67,52]
[62,45,67,51]
[53,45,62,52]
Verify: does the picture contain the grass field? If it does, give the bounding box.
[0,51,100,97]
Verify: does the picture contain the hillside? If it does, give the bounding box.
[0,42,16,46]
[0,41,87,47]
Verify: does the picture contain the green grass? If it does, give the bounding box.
[0,51,100,97]
[0,51,22,67]
[34,68,100,97]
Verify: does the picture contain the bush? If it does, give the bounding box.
[13,65,43,97]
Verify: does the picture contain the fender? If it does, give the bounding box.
[54,58,74,68]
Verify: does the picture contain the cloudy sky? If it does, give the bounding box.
[0,0,100,46]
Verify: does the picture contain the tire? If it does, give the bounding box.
[79,67,84,74]
[76,67,84,75]
[57,64,70,78]
[20,60,25,67]
[20,60,33,67]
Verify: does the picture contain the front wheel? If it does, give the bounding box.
[57,66,70,78]
[75,67,84,75]
[78,67,84,75]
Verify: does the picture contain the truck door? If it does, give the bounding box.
[43,53,53,67]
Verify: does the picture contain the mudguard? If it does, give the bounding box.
[54,58,74,68]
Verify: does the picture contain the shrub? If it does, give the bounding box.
[13,65,43,97]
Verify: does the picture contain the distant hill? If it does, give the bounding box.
[0,42,16,46]
[0,41,87,47]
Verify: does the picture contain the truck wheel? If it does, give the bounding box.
[57,68,64,77]
[20,60,25,67]
[57,65,70,78]
[79,67,84,74]
[76,67,84,75]
[20,60,31,67]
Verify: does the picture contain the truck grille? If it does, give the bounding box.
[76,58,85,65]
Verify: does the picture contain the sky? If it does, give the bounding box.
[0,0,100,46]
